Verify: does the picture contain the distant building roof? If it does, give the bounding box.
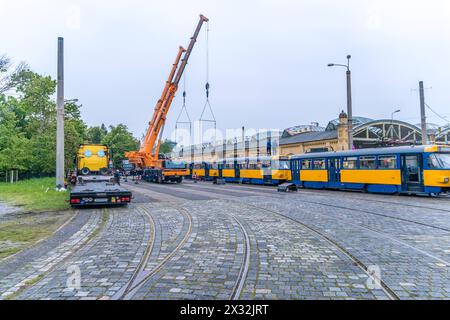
[326,116,374,131]
[280,130,338,146]
[282,124,325,137]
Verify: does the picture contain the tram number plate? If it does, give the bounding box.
[94,198,108,203]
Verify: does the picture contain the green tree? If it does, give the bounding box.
[0,67,87,175]
[160,139,177,154]
[87,124,108,144]
[102,124,139,168]
[0,99,28,171]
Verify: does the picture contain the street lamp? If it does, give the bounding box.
[391,109,401,121]
[328,55,353,150]
[64,99,79,104]
[390,109,401,140]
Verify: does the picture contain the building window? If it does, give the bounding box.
[301,159,312,170]
[313,159,326,169]
[360,156,377,169]
[378,156,397,169]
[343,157,358,169]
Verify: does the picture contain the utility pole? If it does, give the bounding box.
[328,55,353,150]
[419,81,427,145]
[56,37,65,190]
[242,126,245,157]
[346,62,353,150]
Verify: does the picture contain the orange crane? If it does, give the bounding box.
[126,15,209,183]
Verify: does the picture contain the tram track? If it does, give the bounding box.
[2,209,109,299]
[110,188,253,300]
[266,199,450,266]
[114,204,193,300]
[229,214,251,300]
[295,189,450,213]
[181,182,450,232]
[111,206,156,300]
[291,196,450,233]
[235,201,400,300]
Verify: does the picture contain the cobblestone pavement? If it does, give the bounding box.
[1,180,449,300]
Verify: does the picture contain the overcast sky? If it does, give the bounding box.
[1,0,450,141]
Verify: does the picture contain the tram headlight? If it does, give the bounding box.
[444,177,449,184]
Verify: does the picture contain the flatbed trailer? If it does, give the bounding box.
[70,176,132,207]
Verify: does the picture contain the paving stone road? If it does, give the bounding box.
[1,180,449,300]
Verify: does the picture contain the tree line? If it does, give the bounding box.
[0,54,140,175]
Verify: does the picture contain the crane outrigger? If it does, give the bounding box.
[125,15,209,183]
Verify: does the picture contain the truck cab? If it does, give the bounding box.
[77,144,110,176]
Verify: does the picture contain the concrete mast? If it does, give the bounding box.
[419,81,427,145]
[56,37,65,190]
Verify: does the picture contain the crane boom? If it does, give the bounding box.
[126,15,209,172]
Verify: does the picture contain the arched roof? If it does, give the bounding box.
[326,117,374,131]
[352,119,422,144]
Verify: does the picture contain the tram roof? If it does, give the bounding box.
[291,145,449,159]
[215,156,288,163]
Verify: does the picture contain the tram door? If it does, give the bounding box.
[218,162,223,179]
[203,162,210,179]
[291,159,300,183]
[234,160,240,180]
[401,154,424,192]
[328,158,341,185]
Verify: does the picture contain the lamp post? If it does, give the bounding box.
[328,55,353,150]
[390,109,401,139]
[391,109,401,121]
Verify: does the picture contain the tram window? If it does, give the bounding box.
[360,156,377,169]
[313,159,326,170]
[301,159,312,170]
[211,163,218,169]
[277,161,290,170]
[428,153,450,169]
[378,156,397,169]
[249,162,261,169]
[343,157,358,169]
[262,161,271,168]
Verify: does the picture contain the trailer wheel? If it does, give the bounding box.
[80,167,90,176]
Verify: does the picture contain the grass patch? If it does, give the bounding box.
[87,210,109,243]
[0,178,69,212]
[4,274,45,300]
[0,213,71,260]
[0,247,21,260]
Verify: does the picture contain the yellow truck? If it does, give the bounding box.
[77,144,110,175]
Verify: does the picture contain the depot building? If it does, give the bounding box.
[170,111,450,162]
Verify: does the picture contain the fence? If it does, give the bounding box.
[0,170,54,184]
